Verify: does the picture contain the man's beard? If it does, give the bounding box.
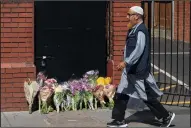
[127,22,133,29]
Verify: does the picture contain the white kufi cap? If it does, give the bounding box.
[130,6,144,15]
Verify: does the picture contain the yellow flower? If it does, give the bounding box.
[96,77,105,86]
[55,85,63,93]
[104,77,112,85]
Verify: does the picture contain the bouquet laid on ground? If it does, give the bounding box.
[38,78,56,114]
[24,78,40,114]
[24,70,117,114]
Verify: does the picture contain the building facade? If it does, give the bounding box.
[1,1,190,111]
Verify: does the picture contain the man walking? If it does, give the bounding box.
[107,6,175,127]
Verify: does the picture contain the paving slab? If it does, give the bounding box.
[1,105,189,127]
[3,111,48,127]
[1,113,11,127]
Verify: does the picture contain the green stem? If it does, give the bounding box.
[84,98,87,109]
[94,98,97,109]
[80,100,82,110]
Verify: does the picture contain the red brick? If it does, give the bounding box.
[113,80,120,85]
[11,48,26,52]
[11,8,26,12]
[5,108,21,111]
[26,18,33,22]
[26,8,33,12]
[1,84,12,87]
[13,83,23,87]
[19,13,33,18]
[20,67,34,73]
[7,78,25,83]
[113,12,127,17]
[1,69,6,74]
[3,13,18,18]
[113,22,127,27]
[26,48,33,52]
[12,28,26,32]
[6,68,20,73]
[12,93,25,98]
[3,33,18,38]
[114,46,124,50]
[18,33,28,37]
[6,88,21,93]
[26,58,33,62]
[20,97,27,102]
[3,4,18,7]
[1,103,13,108]
[113,41,125,46]
[114,51,123,55]
[3,23,18,27]
[113,27,128,31]
[113,3,130,7]
[114,32,127,36]
[113,8,129,13]
[6,97,22,102]
[20,107,28,111]
[25,28,32,32]
[113,56,123,61]
[12,18,26,22]
[13,73,27,78]
[1,8,11,12]
[27,73,35,78]
[2,93,13,98]
[113,17,128,22]
[19,3,33,7]
[2,43,18,48]
[18,23,32,27]
[1,18,11,22]
[1,74,13,79]
[1,48,12,53]
[18,43,31,47]
[1,98,5,103]
[19,53,32,57]
[12,103,27,108]
[113,36,126,41]
[1,28,11,32]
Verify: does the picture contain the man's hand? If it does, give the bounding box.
[116,61,127,71]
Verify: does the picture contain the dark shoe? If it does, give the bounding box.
[160,112,175,127]
[107,120,128,127]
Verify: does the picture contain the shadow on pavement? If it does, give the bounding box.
[125,110,176,127]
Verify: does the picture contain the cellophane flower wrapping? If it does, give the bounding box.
[39,78,56,114]
[36,71,47,87]
[65,70,99,110]
[53,85,65,113]
[83,70,99,88]
[24,79,40,114]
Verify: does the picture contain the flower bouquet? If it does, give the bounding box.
[38,78,56,114]
[103,84,116,109]
[68,79,84,111]
[92,77,116,109]
[53,84,65,113]
[24,78,40,114]
[36,71,47,87]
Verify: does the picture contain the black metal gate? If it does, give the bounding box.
[142,1,191,107]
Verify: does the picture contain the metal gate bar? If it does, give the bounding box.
[142,1,191,107]
[189,1,191,108]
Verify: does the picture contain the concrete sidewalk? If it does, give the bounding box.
[1,105,190,127]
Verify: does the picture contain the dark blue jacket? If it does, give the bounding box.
[125,23,151,78]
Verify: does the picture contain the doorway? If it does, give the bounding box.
[34,1,108,82]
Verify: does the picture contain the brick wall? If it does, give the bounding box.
[1,1,36,111]
[1,1,190,112]
[111,1,141,85]
[174,1,190,43]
